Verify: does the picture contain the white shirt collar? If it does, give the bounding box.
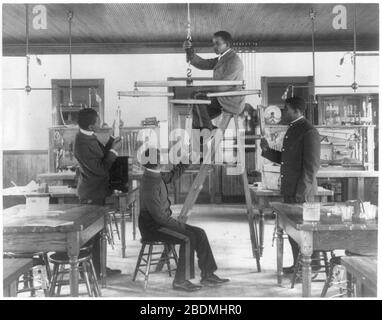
[146,168,161,174]
[290,116,304,125]
[80,128,95,136]
[218,48,232,60]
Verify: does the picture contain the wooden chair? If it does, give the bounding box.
[48,247,101,297]
[132,240,178,289]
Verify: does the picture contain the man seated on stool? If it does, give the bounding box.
[260,97,321,274]
[74,108,122,278]
[183,30,245,130]
[139,148,229,292]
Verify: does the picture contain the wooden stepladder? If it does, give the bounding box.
[178,111,262,272]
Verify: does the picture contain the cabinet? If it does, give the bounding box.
[51,79,104,126]
[48,126,112,172]
[317,94,373,126]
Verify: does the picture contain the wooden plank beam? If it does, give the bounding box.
[207,90,261,97]
[170,99,211,105]
[135,80,245,87]
[118,91,174,97]
[3,39,378,56]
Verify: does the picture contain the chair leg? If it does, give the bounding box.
[144,245,153,290]
[89,258,102,297]
[290,253,301,289]
[49,263,59,297]
[56,265,65,296]
[112,212,121,240]
[28,269,36,297]
[171,245,179,266]
[320,259,335,297]
[82,262,93,297]
[164,245,172,277]
[42,253,52,283]
[133,244,146,281]
[323,251,330,277]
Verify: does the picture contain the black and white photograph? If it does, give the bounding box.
[0,0,380,302]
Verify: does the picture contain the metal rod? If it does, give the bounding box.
[68,11,73,105]
[353,4,357,90]
[293,84,378,89]
[25,4,30,90]
[310,8,316,98]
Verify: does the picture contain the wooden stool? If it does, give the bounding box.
[291,250,333,288]
[3,252,51,297]
[132,240,178,289]
[48,248,101,297]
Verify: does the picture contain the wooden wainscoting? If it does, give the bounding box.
[2,150,48,188]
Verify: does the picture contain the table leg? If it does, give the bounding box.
[347,272,354,297]
[100,223,107,288]
[132,200,137,240]
[120,198,126,258]
[67,232,80,297]
[276,214,284,286]
[301,231,313,297]
[259,208,265,257]
[4,282,17,297]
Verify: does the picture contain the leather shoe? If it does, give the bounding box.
[200,273,230,286]
[173,280,202,292]
[106,267,121,277]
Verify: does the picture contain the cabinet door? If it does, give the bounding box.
[318,96,343,125]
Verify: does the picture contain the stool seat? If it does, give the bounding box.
[49,250,92,265]
[48,247,100,297]
[140,239,177,245]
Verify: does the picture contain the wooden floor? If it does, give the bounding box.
[19,204,342,298]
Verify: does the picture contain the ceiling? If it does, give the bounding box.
[2,3,379,56]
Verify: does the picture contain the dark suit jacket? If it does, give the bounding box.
[74,131,116,202]
[139,165,188,233]
[190,49,245,114]
[261,118,321,202]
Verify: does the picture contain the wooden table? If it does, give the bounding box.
[249,186,334,256]
[341,256,378,297]
[106,188,140,258]
[3,187,140,258]
[3,204,108,297]
[270,202,378,297]
[3,258,33,297]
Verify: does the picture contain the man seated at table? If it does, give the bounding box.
[74,108,122,278]
[260,96,321,274]
[138,148,229,292]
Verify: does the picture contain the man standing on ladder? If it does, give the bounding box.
[183,31,245,131]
